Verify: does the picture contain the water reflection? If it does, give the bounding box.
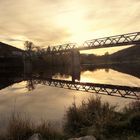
[0,69,23,90]
[0,65,140,91]
[0,65,140,130]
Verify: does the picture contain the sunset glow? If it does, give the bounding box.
[0,0,140,52]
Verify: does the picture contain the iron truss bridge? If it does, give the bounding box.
[45,32,140,53]
[33,78,140,100]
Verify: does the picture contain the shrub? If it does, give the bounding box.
[128,112,140,134]
[63,97,140,139]
[123,101,140,115]
[63,96,117,138]
[98,101,140,139]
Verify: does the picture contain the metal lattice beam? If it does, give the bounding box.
[32,78,140,100]
[45,32,140,53]
[46,43,78,53]
[83,32,140,50]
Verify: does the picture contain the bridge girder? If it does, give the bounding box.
[31,78,140,100]
[44,32,140,53]
[83,32,140,49]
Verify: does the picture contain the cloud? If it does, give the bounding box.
[0,0,139,49]
[84,0,140,32]
[0,0,71,48]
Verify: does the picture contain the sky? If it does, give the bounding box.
[0,0,140,53]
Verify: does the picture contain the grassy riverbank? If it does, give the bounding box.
[64,97,140,140]
[0,97,140,140]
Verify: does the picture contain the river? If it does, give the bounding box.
[0,65,140,131]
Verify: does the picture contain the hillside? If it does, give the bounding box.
[0,42,24,57]
[110,45,140,62]
[81,45,140,64]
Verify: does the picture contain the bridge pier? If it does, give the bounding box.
[71,50,80,82]
[71,50,80,68]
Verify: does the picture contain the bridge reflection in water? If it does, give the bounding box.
[30,77,140,100]
[0,65,140,100]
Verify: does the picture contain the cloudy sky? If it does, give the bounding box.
[0,0,140,50]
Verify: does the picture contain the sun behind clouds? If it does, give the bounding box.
[0,0,139,52]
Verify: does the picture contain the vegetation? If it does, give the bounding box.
[64,97,140,140]
[24,41,73,67]
[0,112,65,140]
[0,97,140,140]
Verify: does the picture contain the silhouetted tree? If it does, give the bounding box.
[24,41,34,51]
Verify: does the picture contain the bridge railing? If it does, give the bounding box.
[83,32,140,49]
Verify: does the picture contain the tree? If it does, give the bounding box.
[24,41,34,51]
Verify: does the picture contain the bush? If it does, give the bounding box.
[123,101,140,115]
[63,96,117,138]
[128,112,140,134]
[63,97,140,140]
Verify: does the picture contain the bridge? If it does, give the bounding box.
[0,69,139,99]
[23,32,140,100]
[27,76,140,100]
[1,74,139,99]
[45,32,140,53]
[39,32,140,68]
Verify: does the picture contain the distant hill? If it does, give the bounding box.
[81,45,140,78]
[0,42,24,57]
[110,45,140,62]
[0,42,24,68]
[81,45,140,64]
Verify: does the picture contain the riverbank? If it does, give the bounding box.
[0,96,139,140]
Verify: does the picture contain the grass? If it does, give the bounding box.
[0,111,65,140]
[63,96,140,140]
[0,97,140,140]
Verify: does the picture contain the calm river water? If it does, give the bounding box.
[0,66,140,130]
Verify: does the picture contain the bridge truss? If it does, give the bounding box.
[83,32,140,49]
[33,78,140,100]
[31,32,140,100]
[45,32,140,53]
